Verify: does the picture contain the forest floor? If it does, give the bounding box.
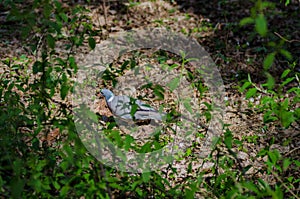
[1,0,299,197]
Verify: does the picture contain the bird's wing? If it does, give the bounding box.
[135,99,158,112]
[134,110,165,120]
[111,95,156,112]
[108,96,132,118]
[108,95,165,121]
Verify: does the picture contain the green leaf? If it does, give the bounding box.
[130,101,138,118]
[68,56,77,70]
[268,150,280,164]
[246,88,257,99]
[49,21,62,34]
[60,185,70,197]
[109,183,123,190]
[121,60,129,71]
[140,142,152,153]
[294,108,300,119]
[186,148,192,156]
[261,1,275,9]
[268,41,276,47]
[11,177,25,199]
[53,181,61,190]
[124,135,134,151]
[240,17,255,26]
[88,37,96,49]
[185,188,195,199]
[43,3,52,18]
[154,85,165,100]
[47,34,55,49]
[59,12,68,23]
[255,14,268,37]
[240,81,252,92]
[285,0,290,6]
[276,187,284,199]
[281,69,290,79]
[263,111,278,123]
[243,181,259,194]
[167,77,180,92]
[281,98,289,110]
[183,98,193,114]
[142,172,151,183]
[248,74,252,83]
[110,130,122,146]
[263,52,276,70]
[294,160,300,167]
[283,158,291,171]
[136,188,143,197]
[282,77,295,87]
[32,61,40,74]
[280,110,294,128]
[279,49,292,60]
[224,129,232,149]
[265,73,275,90]
[60,84,69,100]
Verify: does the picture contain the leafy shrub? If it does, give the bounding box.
[1,0,299,198]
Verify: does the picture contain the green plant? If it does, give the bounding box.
[240,0,275,37]
[0,1,105,197]
[1,0,299,198]
[239,0,299,128]
[240,66,299,128]
[236,1,300,198]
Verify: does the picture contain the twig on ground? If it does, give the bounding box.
[274,32,300,43]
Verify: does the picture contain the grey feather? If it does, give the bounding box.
[101,89,165,121]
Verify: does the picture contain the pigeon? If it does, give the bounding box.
[100,89,166,121]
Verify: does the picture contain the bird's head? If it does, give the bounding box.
[100,89,114,102]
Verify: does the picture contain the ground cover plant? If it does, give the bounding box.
[0,0,299,198]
